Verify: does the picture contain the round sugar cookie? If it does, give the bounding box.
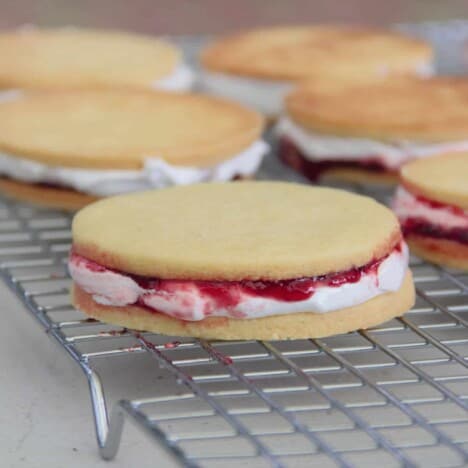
[401,152,468,209]
[72,182,402,280]
[0,27,181,90]
[290,71,398,94]
[286,77,468,141]
[201,25,432,81]
[0,89,264,170]
[73,271,414,340]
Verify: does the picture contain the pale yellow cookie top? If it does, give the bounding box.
[292,72,397,94]
[0,89,264,169]
[286,77,468,142]
[201,25,432,81]
[401,152,468,209]
[73,182,402,280]
[0,27,181,90]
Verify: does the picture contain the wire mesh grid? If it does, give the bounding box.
[1,20,468,468]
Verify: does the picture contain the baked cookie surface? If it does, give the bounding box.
[72,182,401,280]
[0,28,180,89]
[201,26,432,81]
[286,77,468,141]
[401,152,468,209]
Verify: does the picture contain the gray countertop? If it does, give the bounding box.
[0,281,177,468]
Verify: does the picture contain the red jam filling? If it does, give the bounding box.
[72,245,397,305]
[405,188,467,217]
[278,137,392,182]
[402,218,468,245]
[399,188,468,246]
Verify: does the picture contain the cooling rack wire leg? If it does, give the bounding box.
[85,368,123,460]
[86,367,191,464]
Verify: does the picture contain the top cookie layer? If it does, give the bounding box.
[0,28,180,90]
[72,182,401,280]
[401,152,468,209]
[201,25,431,81]
[286,77,468,141]
[0,89,264,169]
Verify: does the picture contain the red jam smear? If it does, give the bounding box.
[72,245,397,305]
[71,252,108,272]
[179,278,319,306]
[407,189,467,217]
[402,218,468,245]
[164,341,181,349]
[278,137,392,182]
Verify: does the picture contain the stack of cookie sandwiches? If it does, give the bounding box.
[0,27,194,92]
[0,90,267,209]
[200,25,433,118]
[277,77,468,184]
[69,182,415,340]
[0,23,453,339]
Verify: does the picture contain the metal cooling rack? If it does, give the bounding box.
[2,20,468,468]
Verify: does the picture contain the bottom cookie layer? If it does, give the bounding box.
[407,235,468,271]
[0,178,97,211]
[0,176,253,212]
[319,168,398,186]
[72,271,414,340]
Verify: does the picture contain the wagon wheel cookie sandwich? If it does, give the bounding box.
[69,182,415,340]
[200,25,433,118]
[0,90,267,210]
[0,27,194,92]
[277,77,468,185]
[393,153,468,270]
